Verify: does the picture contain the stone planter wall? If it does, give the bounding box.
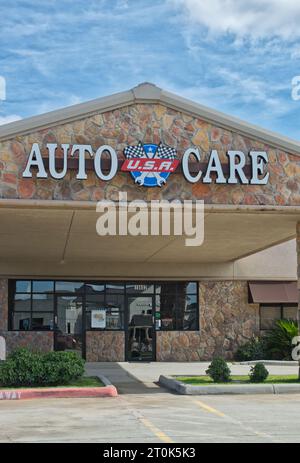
[85,331,125,361]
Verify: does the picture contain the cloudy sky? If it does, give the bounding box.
[0,0,300,139]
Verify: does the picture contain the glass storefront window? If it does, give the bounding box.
[126,283,154,294]
[106,283,124,292]
[14,294,31,311]
[15,280,31,293]
[106,294,125,311]
[260,304,298,330]
[260,306,282,330]
[55,281,85,293]
[32,281,54,293]
[9,280,199,332]
[85,295,105,311]
[31,313,54,330]
[283,306,298,321]
[12,312,31,330]
[186,282,197,293]
[32,294,54,312]
[86,307,124,330]
[85,283,105,294]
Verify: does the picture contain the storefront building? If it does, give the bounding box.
[0,83,299,361]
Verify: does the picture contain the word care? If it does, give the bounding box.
[22,142,269,186]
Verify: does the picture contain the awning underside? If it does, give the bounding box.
[249,281,298,304]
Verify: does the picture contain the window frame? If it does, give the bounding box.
[8,279,199,332]
[260,303,298,331]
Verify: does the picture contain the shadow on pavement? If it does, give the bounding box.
[85,362,172,395]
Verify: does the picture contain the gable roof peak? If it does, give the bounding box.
[132,82,162,100]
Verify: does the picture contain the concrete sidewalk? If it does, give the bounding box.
[85,361,299,393]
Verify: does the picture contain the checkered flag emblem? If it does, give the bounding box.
[124,142,146,159]
[156,143,177,160]
[124,142,177,160]
[122,141,179,187]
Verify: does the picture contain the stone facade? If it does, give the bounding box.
[0,103,299,206]
[157,281,259,361]
[0,97,298,362]
[86,331,125,361]
[0,277,260,361]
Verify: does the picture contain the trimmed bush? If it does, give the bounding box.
[249,363,269,383]
[205,357,231,383]
[0,348,85,387]
[264,319,298,360]
[42,351,85,385]
[235,336,267,362]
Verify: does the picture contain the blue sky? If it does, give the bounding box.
[0,0,300,139]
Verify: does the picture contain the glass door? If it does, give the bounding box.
[54,295,83,356]
[126,295,155,361]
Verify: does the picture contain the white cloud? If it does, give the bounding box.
[0,114,22,126]
[172,0,300,40]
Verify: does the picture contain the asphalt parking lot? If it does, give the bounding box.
[0,361,300,443]
[0,391,300,443]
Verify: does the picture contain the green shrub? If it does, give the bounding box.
[0,348,85,387]
[235,336,267,361]
[205,357,231,383]
[42,351,85,385]
[264,319,298,360]
[249,363,269,383]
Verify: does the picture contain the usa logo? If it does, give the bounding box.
[121,142,180,187]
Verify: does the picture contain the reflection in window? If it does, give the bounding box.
[9,280,199,332]
[32,281,54,293]
[260,304,298,330]
[85,284,105,294]
[55,281,85,293]
[260,306,281,330]
[31,313,54,330]
[283,306,298,321]
[12,313,31,330]
[126,283,154,294]
[14,294,31,311]
[16,281,31,293]
[32,294,54,312]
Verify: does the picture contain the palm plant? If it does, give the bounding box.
[264,319,298,361]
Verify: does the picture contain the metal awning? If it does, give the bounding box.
[249,281,298,304]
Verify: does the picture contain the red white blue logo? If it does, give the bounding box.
[121,142,179,187]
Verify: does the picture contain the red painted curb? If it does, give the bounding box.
[0,385,118,400]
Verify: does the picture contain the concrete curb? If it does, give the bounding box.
[0,375,118,400]
[238,360,298,366]
[158,375,300,395]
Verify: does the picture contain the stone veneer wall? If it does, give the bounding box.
[0,278,53,355]
[86,331,125,361]
[0,104,299,206]
[157,281,259,361]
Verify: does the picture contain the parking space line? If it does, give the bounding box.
[191,398,276,442]
[139,416,174,443]
[118,395,174,443]
[193,399,226,418]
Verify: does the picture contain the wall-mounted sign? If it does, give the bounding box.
[91,309,106,329]
[22,141,269,186]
